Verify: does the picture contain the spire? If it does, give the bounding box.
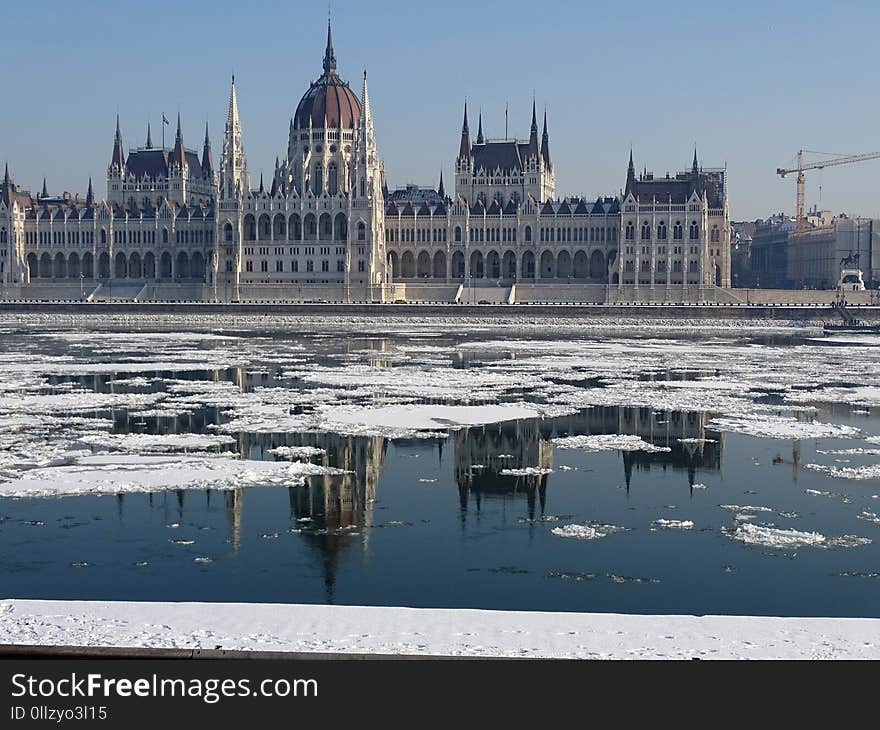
[2,161,9,187]
[146,122,153,148]
[692,147,699,175]
[201,122,214,178]
[323,16,337,75]
[458,102,471,160]
[528,98,539,155]
[259,172,264,194]
[41,177,48,198]
[540,109,551,169]
[221,74,248,198]
[438,170,445,198]
[1,163,9,206]
[270,157,279,196]
[627,148,635,179]
[476,111,484,144]
[110,114,126,170]
[360,69,373,137]
[86,177,94,206]
[175,112,183,146]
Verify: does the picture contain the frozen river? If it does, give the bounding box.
[0,316,879,617]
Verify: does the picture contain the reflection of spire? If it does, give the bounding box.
[225,487,243,554]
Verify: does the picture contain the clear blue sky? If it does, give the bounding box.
[2,0,878,220]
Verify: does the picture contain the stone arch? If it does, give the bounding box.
[273,213,286,238]
[334,213,348,241]
[176,251,190,279]
[432,250,446,279]
[114,252,127,279]
[67,252,80,279]
[98,252,110,279]
[52,252,65,278]
[27,252,38,278]
[387,250,400,278]
[401,250,416,278]
[243,214,256,241]
[288,214,302,241]
[128,252,142,279]
[319,213,332,240]
[143,251,156,279]
[417,250,431,278]
[191,251,206,280]
[82,252,94,279]
[159,251,172,279]
[589,250,606,280]
[502,250,517,279]
[524,225,532,242]
[540,249,555,278]
[486,250,501,279]
[522,250,535,279]
[258,214,271,240]
[451,250,465,279]
[573,250,589,278]
[556,250,572,278]
[469,250,484,279]
[224,221,234,242]
[303,213,317,240]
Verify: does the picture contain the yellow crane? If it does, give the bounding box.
[777,149,880,235]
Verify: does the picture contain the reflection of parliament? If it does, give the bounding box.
[0,21,731,305]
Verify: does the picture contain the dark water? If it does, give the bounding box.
[1,325,879,617]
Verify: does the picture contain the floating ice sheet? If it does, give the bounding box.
[552,434,672,453]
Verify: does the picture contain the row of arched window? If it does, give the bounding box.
[238,213,359,242]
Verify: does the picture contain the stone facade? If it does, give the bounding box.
[0,20,730,302]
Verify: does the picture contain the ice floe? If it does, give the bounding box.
[551,434,671,453]
[652,519,694,529]
[805,463,880,480]
[727,523,871,549]
[77,433,236,452]
[551,523,629,540]
[708,414,860,440]
[0,454,346,499]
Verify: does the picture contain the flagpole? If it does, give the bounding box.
[162,115,165,150]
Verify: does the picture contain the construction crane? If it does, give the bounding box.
[777,149,880,235]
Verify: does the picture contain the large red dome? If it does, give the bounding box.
[294,22,361,131]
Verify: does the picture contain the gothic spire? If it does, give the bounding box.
[171,112,186,169]
[3,161,9,186]
[222,74,248,197]
[528,98,539,156]
[540,109,551,169]
[692,147,699,174]
[201,122,214,178]
[627,148,635,179]
[41,177,48,198]
[259,172,264,194]
[146,122,153,148]
[438,170,445,198]
[86,177,94,206]
[458,101,471,160]
[476,111,484,144]
[110,114,126,170]
[323,16,337,74]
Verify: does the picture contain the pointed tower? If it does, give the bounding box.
[201,122,214,180]
[476,111,484,144]
[86,177,94,206]
[625,148,636,196]
[540,110,552,170]
[528,99,539,157]
[457,102,471,160]
[41,177,48,198]
[109,115,126,171]
[323,16,337,75]
[258,172,264,194]
[438,170,445,199]
[221,75,248,199]
[146,122,153,149]
[171,112,186,169]
[692,147,699,175]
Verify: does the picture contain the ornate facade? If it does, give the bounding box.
[0,20,730,302]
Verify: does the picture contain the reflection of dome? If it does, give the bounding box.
[293,20,361,131]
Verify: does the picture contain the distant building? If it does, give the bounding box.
[749,210,878,289]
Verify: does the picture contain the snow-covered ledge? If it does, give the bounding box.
[2,600,878,659]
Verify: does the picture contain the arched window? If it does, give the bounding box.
[641,222,651,240]
[357,222,366,241]
[657,221,667,240]
[524,225,532,242]
[454,226,462,243]
[313,164,323,196]
[625,222,634,241]
[710,225,720,242]
[224,222,233,242]
[328,163,338,196]
[673,221,683,240]
[689,221,699,240]
[101,229,107,244]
